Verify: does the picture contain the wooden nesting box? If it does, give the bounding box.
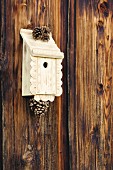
[20,29,64,102]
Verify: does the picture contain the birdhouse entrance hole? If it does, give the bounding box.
[43,62,48,68]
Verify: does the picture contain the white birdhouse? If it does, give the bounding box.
[20,29,64,102]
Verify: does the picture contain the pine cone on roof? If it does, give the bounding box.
[32,26,51,41]
[29,98,50,116]
[32,27,42,40]
[41,26,51,41]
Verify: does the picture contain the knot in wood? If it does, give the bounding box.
[41,4,46,12]
[100,1,109,17]
[22,145,34,165]
[97,20,104,32]
[97,83,104,95]
[90,125,100,145]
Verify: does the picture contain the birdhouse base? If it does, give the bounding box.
[34,95,55,102]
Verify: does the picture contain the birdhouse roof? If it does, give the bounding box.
[20,29,64,59]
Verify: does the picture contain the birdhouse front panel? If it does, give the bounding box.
[30,57,56,95]
[20,29,64,102]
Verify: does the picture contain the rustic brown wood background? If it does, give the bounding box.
[1,0,113,170]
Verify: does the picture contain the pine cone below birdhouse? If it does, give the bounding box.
[29,98,50,116]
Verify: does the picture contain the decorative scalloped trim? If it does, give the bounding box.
[30,57,63,99]
[56,59,63,96]
[30,55,37,95]
[36,57,41,93]
[34,95,55,102]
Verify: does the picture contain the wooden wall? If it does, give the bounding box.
[69,0,113,169]
[1,0,113,170]
[0,0,69,169]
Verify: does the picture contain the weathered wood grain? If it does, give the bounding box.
[0,0,69,169]
[3,0,113,169]
[0,0,3,165]
[0,74,3,170]
[68,0,76,169]
[69,0,113,169]
[59,0,69,169]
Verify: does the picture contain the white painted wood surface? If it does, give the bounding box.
[22,41,31,96]
[20,29,64,102]
[20,29,64,58]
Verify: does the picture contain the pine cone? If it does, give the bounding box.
[32,27,42,40]
[32,26,51,41]
[41,26,51,41]
[29,98,50,116]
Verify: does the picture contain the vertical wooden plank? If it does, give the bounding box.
[1,0,69,170]
[58,0,69,169]
[68,0,76,169]
[0,0,3,168]
[69,0,113,169]
[0,76,3,169]
[1,0,14,169]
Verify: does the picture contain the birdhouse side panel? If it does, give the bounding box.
[22,41,32,96]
